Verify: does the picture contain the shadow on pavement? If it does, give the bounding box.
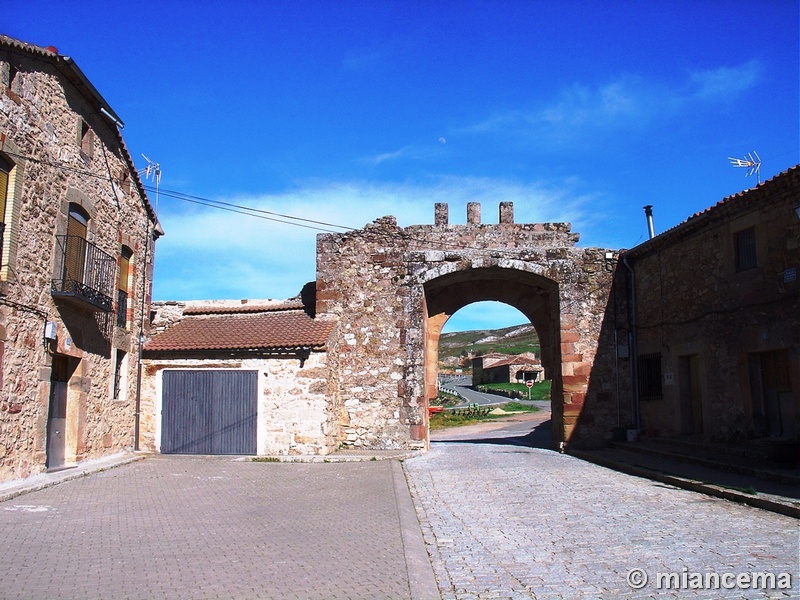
[432,419,557,451]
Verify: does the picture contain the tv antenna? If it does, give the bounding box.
[727,151,761,184]
[138,154,162,214]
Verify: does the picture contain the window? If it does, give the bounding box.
[638,353,663,401]
[65,204,89,285]
[734,227,757,271]
[117,246,132,328]
[0,155,10,271]
[113,350,127,400]
[79,120,94,159]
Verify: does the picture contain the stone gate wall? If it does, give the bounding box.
[316,203,621,450]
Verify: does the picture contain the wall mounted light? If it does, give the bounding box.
[44,321,57,341]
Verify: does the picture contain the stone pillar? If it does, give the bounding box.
[499,202,514,224]
[467,202,481,224]
[434,203,449,225]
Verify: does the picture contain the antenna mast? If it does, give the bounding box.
[138,154,162,214]
[727,151,761,184]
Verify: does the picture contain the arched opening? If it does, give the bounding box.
[438,299,547,398]
[423,266,562,444]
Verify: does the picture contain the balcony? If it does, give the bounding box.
[51,235,115,312]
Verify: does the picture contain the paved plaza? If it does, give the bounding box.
[403,413,799,599]
[0,412,797,599]
[0,456,436,600]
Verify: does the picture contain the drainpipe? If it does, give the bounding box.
[133,225,152,452]
[622,255,641,430]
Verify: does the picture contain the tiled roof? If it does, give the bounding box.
[145,310,334,353]
[485,357,540,369]
[183,301,304,315]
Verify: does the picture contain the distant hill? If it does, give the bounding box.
[438,324,540,370]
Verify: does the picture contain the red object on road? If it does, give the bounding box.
[428,406,445,415]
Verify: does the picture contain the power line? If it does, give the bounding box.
[141,185,354,233]
[3,148,611,257]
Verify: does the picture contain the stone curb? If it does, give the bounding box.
[568,448,800,519]
[0,451,149,503]
[242,450,426,463]
[394,460,442,600]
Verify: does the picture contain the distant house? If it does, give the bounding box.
[472,353,544,385]
[142,299,336,456]
[0,36,160,482]
[622,165,799,443]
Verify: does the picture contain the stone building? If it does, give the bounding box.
[0,36,160,481]
[472,353,544,385]
[141,298,336,456]
[618,166,799,446]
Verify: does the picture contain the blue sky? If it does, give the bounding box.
[7,1,799,332]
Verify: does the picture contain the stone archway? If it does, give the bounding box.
[422,267,561,437]
[315,203,618,451]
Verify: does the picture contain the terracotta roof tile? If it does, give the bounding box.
[485,357,540,368]
[145,310,334,352]
[182,301,304,315]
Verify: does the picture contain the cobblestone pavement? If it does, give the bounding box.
[0,455,437,600]
[404,414,799,600]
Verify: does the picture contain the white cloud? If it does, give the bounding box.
[688,60,762,101]
[152,176,599,302]
[462,61,762,143]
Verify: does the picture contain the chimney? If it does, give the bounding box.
[467,202,481,224]
[644,205,655,240]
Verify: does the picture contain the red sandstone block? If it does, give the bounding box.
[574,362,593,376]
[561,353,584,363]
[560,330,581,343]
[410,425,426,441]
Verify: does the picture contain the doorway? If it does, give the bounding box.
[749,349,796,438]
[679,355,703,435]
[47,356,70,470]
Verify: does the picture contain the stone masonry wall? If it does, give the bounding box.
[626,168,800,441]
[317,204,618,450]
[0,44,157,481]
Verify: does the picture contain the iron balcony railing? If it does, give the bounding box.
[51,235,115,312]
[117,289,128,328]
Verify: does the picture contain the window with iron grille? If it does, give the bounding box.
[638,353,662,401]
[734,227,757,271]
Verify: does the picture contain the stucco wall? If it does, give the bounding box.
[140,354,333,456]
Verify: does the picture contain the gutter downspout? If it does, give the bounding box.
[622,255,641,430]
[133,225,153,452]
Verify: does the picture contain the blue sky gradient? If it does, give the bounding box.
[7,1,799,331]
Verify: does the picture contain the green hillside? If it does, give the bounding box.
[439,324,540,369]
